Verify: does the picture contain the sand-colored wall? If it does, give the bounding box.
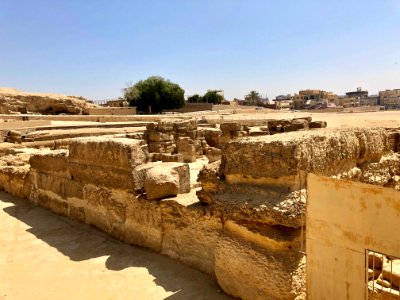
[85,107,137,115]
[306,174,400,299]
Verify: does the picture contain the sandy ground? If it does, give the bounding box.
[0,192,232,300]
[202,110,400,128]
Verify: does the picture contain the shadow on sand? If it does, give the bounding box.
[1,191,232,300]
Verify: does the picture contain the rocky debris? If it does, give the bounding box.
[144,166,179,200]
[0,87,96,115]
[337,153,400,190]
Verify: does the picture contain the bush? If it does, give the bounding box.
[123,76,185,113]
[203,91,223,104]
[187,94,203,103]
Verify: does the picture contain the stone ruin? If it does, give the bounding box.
[0,115,399,300]
[0,87,96,115]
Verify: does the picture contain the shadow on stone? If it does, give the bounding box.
[1,191,232,300]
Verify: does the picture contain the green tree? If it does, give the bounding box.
[245,90,261,105]
[203,90,223,104]
[122,76,185,113]
[187,94,202,103]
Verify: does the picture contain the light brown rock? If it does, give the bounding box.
[144,166,179,200]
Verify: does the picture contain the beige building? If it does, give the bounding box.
[379,89,400,108]
[293,89,338,109]
[106,99,129,107]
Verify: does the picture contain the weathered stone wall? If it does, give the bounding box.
[0,135,307,299]
[195,127,396,299]
[0,127,394,300]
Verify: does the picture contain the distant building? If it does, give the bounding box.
[379,89,400,108]
[345,87,368,99]
[275,94,293,102]
[293,89,337,109]
[106,99,128,107]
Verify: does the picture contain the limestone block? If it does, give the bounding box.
[0,166,31,199]
[69,163,136,190]
[69,205,85,223]
[144,167,179,200]
[267,119,291,132]
[223,128,390,181]
[36,190,69,216]
[148,141,176,154]
[290,118,309,130]
[6,130,22,143]
[147,130,174,142]
[161,203,222,275]
[84,185,127,240]
[161,153,183,163]
[177,137,196,163]
[30,150,69,177]
[69,137,146,169]
[134,162,190,194]
[220,122,241,133]
[200,128,222,148]
[206,147,222,163]
[196,161,222,204]
[215,221,305,300]
[124,196,163,252]
[36,173,83,199]
[309,121,327,128]
[283,124,299,132]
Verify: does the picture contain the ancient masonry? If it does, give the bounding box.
[0,116,399,300]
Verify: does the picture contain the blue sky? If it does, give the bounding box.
[1,0,399,100]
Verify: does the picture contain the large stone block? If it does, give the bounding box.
[223,128,390,182]
[144,167,179,200]
[69,137,146,169]
[36,190,69,216]
[220,122,241,133]
[68,137,146,190]
[215,221,305,300]
[29,149,69,177]
[36,172,83,199]
[83,185,127,240]
[161,203,222,275]
[69,163,136,190]
[124,196,163,252]
[177,137,196,163]
[0,166,32,199]
[133,162,190,194]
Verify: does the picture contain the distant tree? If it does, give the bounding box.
[122,76,185,113]
[203,90,224,104]
[245,90,261,105]
[187,94,202,103]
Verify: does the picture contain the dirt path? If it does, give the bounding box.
[0,192,232,300]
